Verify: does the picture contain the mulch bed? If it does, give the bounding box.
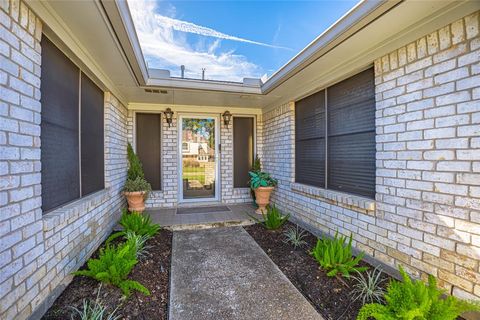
[43,229,172,320]
[245,222,392,320]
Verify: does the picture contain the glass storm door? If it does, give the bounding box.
[180,116,218,200]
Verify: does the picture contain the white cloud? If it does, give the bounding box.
[127,0,269,82]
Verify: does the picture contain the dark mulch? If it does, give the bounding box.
[43,229,172,320]
[245,222,392,320]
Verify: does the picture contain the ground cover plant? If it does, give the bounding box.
[350,266,386,305]
[251,205,290,230]
[311,231,367,278]
[357,267,480,320]
[283,224,307,249]
[43,229,172,320]
[73,239,150,297]
[107,209,160,243]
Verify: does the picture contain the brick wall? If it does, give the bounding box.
[0,1,128,318]
[262,12,480,300]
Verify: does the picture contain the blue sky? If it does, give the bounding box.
[128,0,359,82]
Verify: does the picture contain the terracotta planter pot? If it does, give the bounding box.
[124,191,146,213]
[254,186,274,214]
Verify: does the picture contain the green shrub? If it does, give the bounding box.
[107,209,160,243]
[251,155,261,173]
[351,265,386,304]
[357,266,480,320]
[251,205,289,230]
[123,176,151,194]
[248,171,278,189]
[311,231,367,278]
[73,241,149,297]
[126,143,144,181]
[283,225,307,249]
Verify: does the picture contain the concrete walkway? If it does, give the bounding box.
[169,227,322,320]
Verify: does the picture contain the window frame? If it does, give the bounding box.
[40,35,105,213]
[294,67,376,199]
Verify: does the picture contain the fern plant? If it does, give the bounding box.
[73,241,150,297]
[357,266,480,320]
[311,231,367,278]
[351,265,386,304]
[251,205,289,230]
[283,225,307,249]
[107,209,160,243]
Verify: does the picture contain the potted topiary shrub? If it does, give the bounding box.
[124,143,151,212]
[248,170,278,214]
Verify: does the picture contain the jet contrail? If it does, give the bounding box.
[156,15,291,50]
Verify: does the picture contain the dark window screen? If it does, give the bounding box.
[136,113,162,190]
[233,117,254,188]
[327,68,376,198]
[40,36,80,212]
[295,90,326,188]
[81,73,105,196]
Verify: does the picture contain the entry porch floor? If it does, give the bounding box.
[147,203,257,230]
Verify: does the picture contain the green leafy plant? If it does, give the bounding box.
[69,286,120,320]
[125,231,152,260]
[351,265,386,304]
[126,143,144,181]
[251,205,289,230]
[123,176,152,194]
[107,209,160,243]
[357,266,480,320]
[311,231,367,278]
[283,225,307,249]
[73,241,150,297]
[248,171,278,189]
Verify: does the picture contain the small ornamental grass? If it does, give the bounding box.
[69,286,119,320]
[357,266,480,320]
[125,231,152,260]
[311,231,367,278]
[350,265,386,305]
[251,205,290,230]
[107,209,160,243]
[283,225,307,249]
[73,241,150,297]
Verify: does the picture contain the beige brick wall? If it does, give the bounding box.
[0,1,128,318]
[262,11,480,300]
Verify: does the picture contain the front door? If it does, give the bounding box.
[179,115,219,201]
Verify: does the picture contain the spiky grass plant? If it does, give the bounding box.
[125,231,152,260]
[69,286,119,320]
[350,265,386,304]
[283,225,307,249]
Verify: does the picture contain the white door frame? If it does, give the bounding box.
[178,113,220,203]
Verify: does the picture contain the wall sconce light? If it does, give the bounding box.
[164,108,174,127]
[222,111,232,128]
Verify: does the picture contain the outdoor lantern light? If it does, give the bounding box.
[164,108,174,127]
[222,111,232,128]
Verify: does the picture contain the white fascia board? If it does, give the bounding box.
[128,103,263,115]
[146,77,263,95]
